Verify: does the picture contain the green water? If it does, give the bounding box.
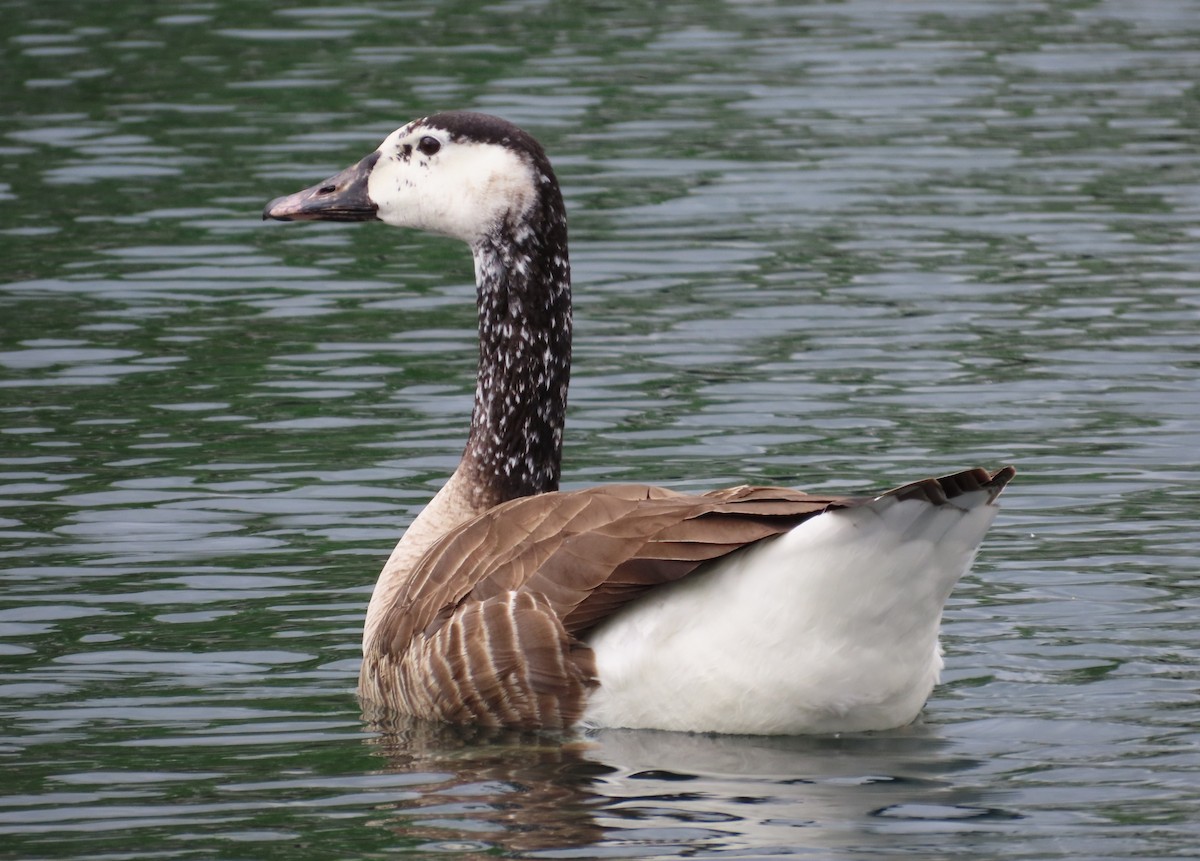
[2,0,1199,858]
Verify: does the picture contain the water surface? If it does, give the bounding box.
[2,0,1199,858]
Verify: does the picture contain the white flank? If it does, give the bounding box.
[582,488,1000,735]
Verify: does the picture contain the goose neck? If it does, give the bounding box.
[462,213,572,506]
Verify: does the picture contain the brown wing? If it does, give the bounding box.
[379,483,839,647]
[362,467,1014,728]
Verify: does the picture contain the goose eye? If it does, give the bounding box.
[417,136,441,156]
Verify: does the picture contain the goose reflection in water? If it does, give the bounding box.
[362,718,1019,856]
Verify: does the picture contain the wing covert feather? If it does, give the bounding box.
[379,484,842,655]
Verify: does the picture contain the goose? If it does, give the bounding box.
[264,111,1014,735]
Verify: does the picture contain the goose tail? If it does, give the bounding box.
[879,465,1015,507]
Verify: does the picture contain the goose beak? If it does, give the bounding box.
[263,152,381,222]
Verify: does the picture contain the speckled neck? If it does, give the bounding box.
[462,165,571,507]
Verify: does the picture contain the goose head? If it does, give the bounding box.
[263,111,554,247]
[265,112,572,508]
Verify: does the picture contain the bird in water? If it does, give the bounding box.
[264,111,1013,735]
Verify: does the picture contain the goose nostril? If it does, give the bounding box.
[317,184,337,195]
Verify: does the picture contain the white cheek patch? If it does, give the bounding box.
[368,139,538,244]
